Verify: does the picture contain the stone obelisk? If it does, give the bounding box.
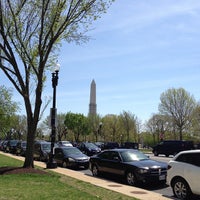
[89,79,97,115]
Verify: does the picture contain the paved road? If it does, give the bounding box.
[79,154,175,199]
[80,154,199,200]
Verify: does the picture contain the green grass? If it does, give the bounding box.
[0,154,138,200]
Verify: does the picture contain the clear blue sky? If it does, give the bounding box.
[2,0,200,123]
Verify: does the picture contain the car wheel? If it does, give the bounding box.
[62,160,69,168]
[92,164,99,176]
[126,171,137,186]
[172,178,192,200]
[153,151,158,156]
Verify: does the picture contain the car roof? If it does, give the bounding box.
[102,148,139,153]
[56,146,75,149]
[176,149,200,154]
[172,149,200,160]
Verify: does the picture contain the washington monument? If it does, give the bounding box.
[89,79,97,115]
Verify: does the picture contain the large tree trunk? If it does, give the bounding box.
[23,123,36,168]
[23,85,42,168]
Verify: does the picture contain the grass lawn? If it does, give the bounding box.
[0,154,138,200]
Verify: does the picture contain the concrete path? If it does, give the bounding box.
[0,151,172,200]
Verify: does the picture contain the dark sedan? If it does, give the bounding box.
[78,142,101,156]
[54,147,90,169]
[5,140,19,154]
[16,141,27,156]
[89,149,167,186]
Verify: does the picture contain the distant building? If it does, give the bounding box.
[89,79,97,115]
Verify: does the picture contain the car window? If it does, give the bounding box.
[176,153,200,167]
[120,150,149,162]
[42,143,51,151]
[99,151,111,159]
[109,152,121,161]
[63,147,82,155]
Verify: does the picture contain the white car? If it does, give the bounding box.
[57,141,73,147]
[167,150,200,200]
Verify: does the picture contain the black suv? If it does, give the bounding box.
[121,142,139,149]
[152,140,194,157]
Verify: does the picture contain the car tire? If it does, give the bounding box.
[92,164,99,177]
[62,160,69,168]
[153,151,158,156]
[172,178,192,200]
[126,171,137,186]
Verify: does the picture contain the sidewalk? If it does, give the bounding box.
[0,152,171,200]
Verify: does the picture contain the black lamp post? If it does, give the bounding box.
[47,63,60,169]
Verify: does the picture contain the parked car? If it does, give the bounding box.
[167,150,200,200]
[5,140,19,154]
[121,142,139,149]
[33,141,51,161]
[78,142,101,156]
[16,141,27,156]
[54,146,90,169]
[94,142,105,150]
[57,141,73,147]
[103,142,119,149]
[89,149,167,186]
[152,140,194,157]
[0,140,5,151]
[1,140,8,152]
[195,143,200,149]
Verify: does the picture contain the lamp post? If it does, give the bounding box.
[47,62,60,169]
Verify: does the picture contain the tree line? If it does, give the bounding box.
[1,86,200,148]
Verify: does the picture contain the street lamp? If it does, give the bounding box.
[47,62,60,169]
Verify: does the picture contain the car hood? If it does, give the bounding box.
[127,159,167,169]
[65,154,89,160]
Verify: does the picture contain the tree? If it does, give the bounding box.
[43,113,67,141]
[119,111,137,142]
[0,0,114,168]
[101,114,120,142]
[64,112,90,142]
[88,114,102,142]
[55,113,67,141]
[0,86,19,139]
[146,114,170,144]
[190,103,200,140]
[159,88,197,140]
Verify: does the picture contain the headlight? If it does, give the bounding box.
[137,167,149,174]
[68,158,75,162]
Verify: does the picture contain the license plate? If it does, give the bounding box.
[159,175,166,180]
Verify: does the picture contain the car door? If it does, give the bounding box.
[98,151,124,175]
[54,148,64,165]
[183,153,200,195]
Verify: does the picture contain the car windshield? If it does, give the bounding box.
[10,140,18,145]
[120,150,149,162]
[63,148,82,155]
[63,141,70,144]
[42,143,51,151]
[85,143,97,148]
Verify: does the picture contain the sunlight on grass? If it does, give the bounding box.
[0,154,138,200]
